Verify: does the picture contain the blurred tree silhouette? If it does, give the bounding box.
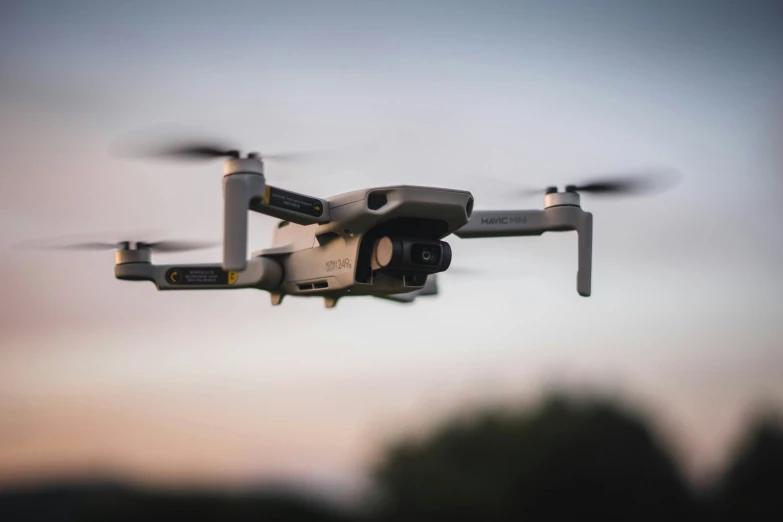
[3,394,782,521]
[0,483,356,522]
[369,394,695,521]
[708,413,783,521]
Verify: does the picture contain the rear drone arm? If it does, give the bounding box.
[222,156,330,271]
[455,202,593,297]
[115,254,283,291]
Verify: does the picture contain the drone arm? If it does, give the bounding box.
[115,256,283,291]
[248,185,330,226]
[223,173,265,272]
[454,210,547,238]
[577,211,593,297]
[455,207,592,297]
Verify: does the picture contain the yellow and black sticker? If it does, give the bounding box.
[165,267,236,286]
[263,185,324,217]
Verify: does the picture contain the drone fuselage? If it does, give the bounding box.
[116,185,474,307]
[114,154,594,305]
[254,185,473,300]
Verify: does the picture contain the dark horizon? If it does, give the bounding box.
[2,391,782,520]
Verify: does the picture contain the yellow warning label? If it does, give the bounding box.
[263,186,324,217]
[165,267,234,285]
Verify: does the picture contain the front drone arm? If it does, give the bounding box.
[222,157,329,272]
[455,207,593,297]
[115,256,283,291]
[455,210,548,238]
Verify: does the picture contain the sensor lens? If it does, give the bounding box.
[372,236,395,269]
[412,243,440,266]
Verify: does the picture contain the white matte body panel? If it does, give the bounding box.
[252,185,473,302]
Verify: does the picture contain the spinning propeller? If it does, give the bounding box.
[512,168,682,198]
[13,232,218,253]
[109,131,358,271]
[109,134,365,164]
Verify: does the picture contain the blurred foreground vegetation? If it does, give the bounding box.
[1,393,781,521]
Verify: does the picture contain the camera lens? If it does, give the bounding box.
[373,238,450,274]
[412,244,439,266]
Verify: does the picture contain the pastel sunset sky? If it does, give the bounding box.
[1,0,782,502]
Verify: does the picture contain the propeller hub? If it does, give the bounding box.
[223,155,265,177]
[115,247,152,265]
[544,190,581,209]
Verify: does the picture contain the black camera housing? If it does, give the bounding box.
[374,237,452,275]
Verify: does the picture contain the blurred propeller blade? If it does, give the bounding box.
[12,231,217,253]
[145,142,240,160]
[109,126,375,162]
[140,240,220,253]
[109,129,378,165]
[571,168,682,195]
[59,241,126,250]
[12,239,124,251]
[496,167,682,199]
[109,137,240,161]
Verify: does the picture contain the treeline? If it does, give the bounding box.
[1,393,781,521]
[368,394,783,521]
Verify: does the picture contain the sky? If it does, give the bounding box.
[1,0,782,503]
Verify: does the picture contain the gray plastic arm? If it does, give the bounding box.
[248,185,330,226]
[223,174,266,272]
[115,256,283,291]
[455,207,593,297]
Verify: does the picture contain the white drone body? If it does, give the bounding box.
[113,153,594,308]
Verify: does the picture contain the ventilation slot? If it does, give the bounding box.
[297,281,329,291]
[317,232,340,246]
[367,192,388,210]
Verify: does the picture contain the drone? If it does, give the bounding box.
[19,138,679,308]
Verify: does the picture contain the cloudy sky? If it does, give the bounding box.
[1,0,782,501]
